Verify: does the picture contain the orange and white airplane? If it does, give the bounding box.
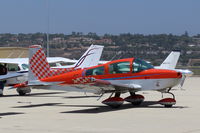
[22,45,183,108]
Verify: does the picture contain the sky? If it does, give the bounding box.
[0,0,199,35]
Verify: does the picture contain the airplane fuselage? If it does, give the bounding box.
[40,58,182,93]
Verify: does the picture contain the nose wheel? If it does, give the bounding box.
[158,88,176,107]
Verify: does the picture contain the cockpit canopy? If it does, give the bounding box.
[85,58,154,76]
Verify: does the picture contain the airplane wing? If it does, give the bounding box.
[62,79,142,94]
[0,58,28,64]
[24,77,141,94]
[93,79,142,91]
[46,57,77,64]
[0,72,24,81]
[0,57,76,65]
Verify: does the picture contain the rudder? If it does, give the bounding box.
[29,45,51,81]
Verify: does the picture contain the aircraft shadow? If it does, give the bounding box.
[12,103,63,108]
[27,92,66,97]
[63,95,99,99]
[0,112,25,117]
[60,101,188,114]
[2,92,65,98]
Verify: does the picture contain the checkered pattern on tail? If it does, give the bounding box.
[30,48,76,80]
[30,48,52,79]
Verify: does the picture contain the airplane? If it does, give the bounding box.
[17,45,183,108]
[0,44,104,95]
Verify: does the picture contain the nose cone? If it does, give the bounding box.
[177,69,193,77]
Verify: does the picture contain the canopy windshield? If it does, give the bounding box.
[133,58,154,73]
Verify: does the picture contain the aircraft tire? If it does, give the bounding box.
[18,90,26,96]
[164,104,173,108]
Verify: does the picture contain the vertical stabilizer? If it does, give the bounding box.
[74,45,104,68]
[159,50,180,69]
[29,45,51,82]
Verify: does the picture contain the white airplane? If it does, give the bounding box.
[0,57,77,86]
[0,45,104,95]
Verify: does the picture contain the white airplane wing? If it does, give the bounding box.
[0,72,24,81]
[46,57,77,64]
[0,57,76,65]
[94,79,141,90]
[0,58,28,64]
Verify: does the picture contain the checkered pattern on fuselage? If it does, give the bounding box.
[72,77,92,84]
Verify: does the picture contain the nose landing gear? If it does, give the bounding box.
[158,88,176,107]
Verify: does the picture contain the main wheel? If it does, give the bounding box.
[164,104,173,108]
[124,94,144,106]
[18,90,26,96]
[102,97,124,108]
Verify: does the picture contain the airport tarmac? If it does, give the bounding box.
[0,77,200,133]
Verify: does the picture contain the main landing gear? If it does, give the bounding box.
[102,88,176,108]
[158,88,176,108]
[102,92,124,108]
[102,92,145,108]
[16,87,31,96]
[124,92,144,106]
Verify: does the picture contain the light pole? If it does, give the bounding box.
[46,0,50,57]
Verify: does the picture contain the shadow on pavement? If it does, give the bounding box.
[63,95,99,99]
[60,101,188,114]
[2,92,65,98]
[12,103,63,108]
[0,112,25,116]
